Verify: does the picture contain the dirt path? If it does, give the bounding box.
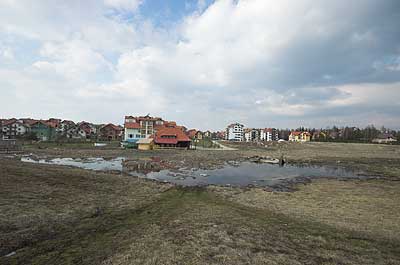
[211,140,237,150]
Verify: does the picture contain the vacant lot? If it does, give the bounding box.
[1,142,400,264]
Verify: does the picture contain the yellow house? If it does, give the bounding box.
[137,138,154,150]
[289,131,311,142]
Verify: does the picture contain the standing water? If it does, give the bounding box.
[21,157,365,187]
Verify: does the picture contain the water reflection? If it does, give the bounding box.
[21,157,364,187]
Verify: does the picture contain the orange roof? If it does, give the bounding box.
[291,131,310,136]
[125,122,140,129]
[2,119,18,126]
[154,127,190,144]
[102,123,123,131]
[31,120,56,128]
[187,129,197,138]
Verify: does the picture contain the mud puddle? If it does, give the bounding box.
[21,156,369,188]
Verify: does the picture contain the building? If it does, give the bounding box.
[244,128,251,142]
[289,131,311,142]
[372,133,398,144]
[203,130,212,138]
[137,138,154,150]
[186,129,197,139]
[215,131,226,140]
[1,119,30,139]
[226,123,244,141]
[30,121,57,141]
[99,123,123,141]
[154,126,191,149]
[260,128,279,141]
[58,120,76,134]
[124,115,164,143]
[195,131,203,140]
[244,128,260,142]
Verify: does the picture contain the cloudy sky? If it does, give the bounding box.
[1,0,399,130]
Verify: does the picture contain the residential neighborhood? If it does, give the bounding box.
[1,116,398,146]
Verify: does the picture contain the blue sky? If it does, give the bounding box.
[140,0,214,25]
[0,0,399,130]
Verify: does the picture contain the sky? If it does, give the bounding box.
[0,0,399,131]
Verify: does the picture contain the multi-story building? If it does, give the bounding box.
[260,128,279,141]
[124,115,164,143]
[1,119,30,139]
[226,123,244,141]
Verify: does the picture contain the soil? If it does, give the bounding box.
[1,141,400,264]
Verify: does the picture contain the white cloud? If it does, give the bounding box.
[0,47,14,60]
[0,0,399,129]
[104,0,142,12]
[34,40,114,82]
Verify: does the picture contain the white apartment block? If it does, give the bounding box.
[226,123,244,141]
[260,128,279,141]
[244,128,260,142]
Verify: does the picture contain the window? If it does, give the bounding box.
[129,134,133,138]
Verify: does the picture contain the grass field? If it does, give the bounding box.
[1,142,400,264]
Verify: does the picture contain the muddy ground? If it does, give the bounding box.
[1,142,400,264]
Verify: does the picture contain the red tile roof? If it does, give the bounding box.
[187,129,197,138]
[102,123,123,131]
[155,138,178,145]
[2,119,18,126]
[20,118,39,125]
[154,127,191,145]
[125,122,141,129]
[45,121,59,128]
[31,120,55,128]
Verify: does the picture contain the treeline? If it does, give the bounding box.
[277,125,400,143]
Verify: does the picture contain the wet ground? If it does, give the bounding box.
[20,156,370,188]
[2,142,400,264]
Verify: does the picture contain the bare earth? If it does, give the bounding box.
[1,142,400,264]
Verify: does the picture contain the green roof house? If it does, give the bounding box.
[30,121,57,141]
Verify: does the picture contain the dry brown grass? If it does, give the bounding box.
[1,142,400,264]
[209,178,400,242]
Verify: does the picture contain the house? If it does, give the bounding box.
[19,118,39,126]
[99,123,123,141]
[203,130,212,138]
[137,138,154,150]
[58,120,75,134]
[226,123,244,141]
[77,122,96,139]
[1,119,30,139]
[154,126,191,149]
[30,120,57,141]
[47,118,61,129]
[195,131,203,140]
[372,133,398,144]
[260,128,278,141]
[215,131,226,140]
[124,115,164,144]
[187,129,197,139]
[289,131,311,142]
